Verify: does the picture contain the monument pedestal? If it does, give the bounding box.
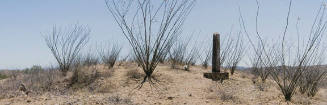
[204,72,229,82]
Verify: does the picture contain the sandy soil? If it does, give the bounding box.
[0,64,326,105]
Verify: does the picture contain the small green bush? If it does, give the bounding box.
[0,73,7,80]
[23,65,43,74]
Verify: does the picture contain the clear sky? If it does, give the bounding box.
[0,0,325,69]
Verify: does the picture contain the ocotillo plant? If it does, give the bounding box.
[44,24,90,76]
[105,0,195,88]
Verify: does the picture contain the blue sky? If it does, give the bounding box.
[0,0,325,69]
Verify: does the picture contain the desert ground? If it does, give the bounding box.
[0,63,326,105]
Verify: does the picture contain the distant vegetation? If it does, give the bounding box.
[0,73,7,80]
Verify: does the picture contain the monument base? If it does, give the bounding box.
[204,72,229,82]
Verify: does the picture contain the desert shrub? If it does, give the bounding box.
[118,55,130,66]
[0,71,20,98]
[225,33,245,75]
[306,84,319,97]
[169,42,187,69]
[21,66,62,93]
[169,40,199,71]
[126,70,144,80]
[70,66,100,89]
[87,69,114,93]
[81,52,99,67]
[99,44,122,69]
[24,69,61,94]
[219,90,237,102]
[183,47,199,71]
[299,66,327,97]
[249,45,277,83]
[0,78,21,98]
[0,67,62,97]
[202,48,211,69]
[207,82,242,104]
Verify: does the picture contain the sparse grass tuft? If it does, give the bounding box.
[108,95,134,105]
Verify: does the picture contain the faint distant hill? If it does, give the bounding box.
[239,64,327,71]
[236,66,250,70]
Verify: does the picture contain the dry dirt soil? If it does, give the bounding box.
[0,64,326,105]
